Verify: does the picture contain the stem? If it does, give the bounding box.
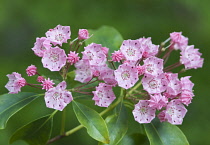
[27,83,42,89]
[65,124,83,136]
[127,81,142,96]
[60,108,66,135]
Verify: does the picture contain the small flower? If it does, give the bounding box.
[180,45,204,69]
[42,46,67,71]
[32,37,51,57]
[180,76,194,91]
[74,59,93,83]
[26,65,37,76]
[44,81,73,111]
[92,83,116,107]
[37,76,45,83]
[46,25,71,46]
[158,110,167,122]
[41,78,55,90]
[179,90,194,106]
[170,32,188,50]
[78,29,89,40]
[136,65,145,76]
[164,73,181,96]
[120,39,143,61]
[98,66,117,86]
[114,63,139,89]
[67,51,80,65]
[165,99,187,125]
[132,100,156,123]
[5,72,26,94]
[138,37,159,58]
[149,94,168,110]
[143,56,163,76]
[111,50,125,62]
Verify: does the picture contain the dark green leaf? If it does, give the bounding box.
[117,133,148,145]
[9,115,53,145]
[72,101,109,143]
[85,26,124,55]
[144,122,189,145]
[102,103,128,145]
[0,92,39,129]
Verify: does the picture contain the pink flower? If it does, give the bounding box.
[158,110,167,122]
[114,63,139,89]
[111,50,125,62]
[32,37,51,57]
[78,29,89,40]
[46,25,71,46]
[142,74,167,94]
[67,51,80,65]
[165,99,187,125]
[42,46,67,71]
[41,78,55,90]
[164,73,181,96]
[136,65,145,76]
[98,66,117,86]
[120,39,143,61]
[180,45,204,69]
[44,81,73,111]
[26,65,37,76]
[170,32,188,50]
[37,76,45,83]
[5,72,26,94]
[179,90,194,106]
[132,100,156,123]
[180,76,194,91]
[143,56,163,76]
[74,59,93,83]
[101,47,109,57]
[82,43,107,66]
[138,37,159,58]
[92,83,116,107]
[149,94,168,110]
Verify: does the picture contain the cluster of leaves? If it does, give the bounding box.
[0,26,189,145]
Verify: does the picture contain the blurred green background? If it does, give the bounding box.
[0,0,210,144]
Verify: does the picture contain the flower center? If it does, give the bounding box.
[149,79,158,89]
[140,107,147,114]
[126,48,135,56]
[55,33,64,41]
[146,64,154,73]
[52,92,61,100]
[50,53,59,62]
[121,71,130,80]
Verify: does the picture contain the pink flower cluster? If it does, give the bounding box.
[5,25,204,126]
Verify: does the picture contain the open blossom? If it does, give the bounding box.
[67,51,80,65]
[111,50,125,62]
[5,72,26,94]
[143,57,163,76]
[149,94,168,110]
[44,81,73,111]
[180,76,194,91]
[180,45,204,69]
[114,63,139,89]
[98,66,117,86]
[138,37,159,58]
[42,46,67,71]
[82,43,107,66]
[32,37,51,57]
[120,39,143,61]
[179,90,194,106]
[92,83,116,107]
[46,25,71,46]
[142,74,167,94]
[164,73,181,96]
[74,59,93,83]
[41,78,55,90]
[170,32,188,50]
[78,29,89,40]
[26,65,37,76]
[165,99,187,125]
[133,100,156,123]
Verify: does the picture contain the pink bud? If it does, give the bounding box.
[78,29,89,40]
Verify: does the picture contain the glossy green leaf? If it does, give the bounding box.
[85,26,124,55]
[0,92,39,129]
[144,122,189,145]
[72,101,109,143]
[101,103,128,145]
[117,133,148,145]
[9,115,53,145]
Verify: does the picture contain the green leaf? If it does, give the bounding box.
[0,92,40,129]
[101,103,128,145]
[72,101,109,143]
[9,115,53,145]
[85,26,124,55]
[117,133,148,145]
[144,122,189,145]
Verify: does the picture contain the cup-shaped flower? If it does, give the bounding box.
[132,100,156,123]
[42,46,67,71]
[32,37,51,57]
[143,56,163,76]
[78,29,89,40]
[5,72,26,94]
[26,65,37,76]
[44,81,73,111]
[170,32,188,50]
